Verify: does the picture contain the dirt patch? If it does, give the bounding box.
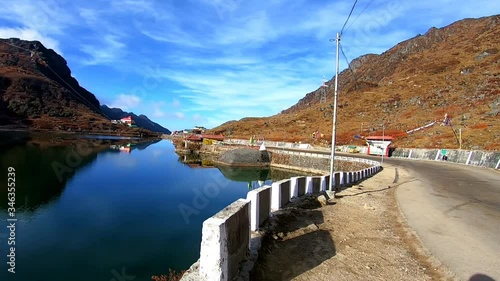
[251,165,454,281]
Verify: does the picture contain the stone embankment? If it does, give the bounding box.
[217,148,271,166]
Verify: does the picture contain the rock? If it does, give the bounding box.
[325,191,335,200]
[218,148,271,166]
[317,195,328,206]
[306,224,319,232]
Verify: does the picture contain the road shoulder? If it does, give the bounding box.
[251,164,452,280]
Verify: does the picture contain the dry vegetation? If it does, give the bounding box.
[151,269,186,281]
[209,16,500,150]
[0,39,158,137]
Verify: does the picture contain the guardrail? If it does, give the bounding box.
[182,155,381,281]
[391,148,500,170]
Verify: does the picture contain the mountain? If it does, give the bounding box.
[100,105,171,134]
[0,38,157,136]
[0,38,103,129]
[209,15,500,150]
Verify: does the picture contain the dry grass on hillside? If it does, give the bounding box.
[209,16,500,150]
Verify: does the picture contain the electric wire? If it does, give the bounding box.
[345,0,376,32]
[340,43,361,91]
[340,0,359,36]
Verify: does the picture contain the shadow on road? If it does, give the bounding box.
[469,273,496,281]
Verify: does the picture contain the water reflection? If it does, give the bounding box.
[0,133,160,210]
[0,136,316,280]
[177,153,320,190]
[109,141,160,153]
[217,165,271,189]
[178,153,215,167]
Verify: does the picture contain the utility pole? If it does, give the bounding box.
[459,128,462,149]
[381,122,385,165]
[328,32,341,192]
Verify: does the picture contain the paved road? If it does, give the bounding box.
[336,152,500,281]
[273,147,500,280]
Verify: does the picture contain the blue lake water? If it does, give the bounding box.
[0,136,308,281]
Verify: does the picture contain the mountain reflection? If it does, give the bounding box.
[0,134,160,210]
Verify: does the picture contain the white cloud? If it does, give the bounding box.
[0,27,61,54]
[79,8,100,26]
[175,112,185,119]
[140,29,204,48]
[172,99,181,108]
[110,94,141,110]
[1,0,498,131]
[0,1,71,35]
[81,34,126,65]
[152,102,166,118]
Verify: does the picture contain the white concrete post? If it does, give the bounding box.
[344,172,350,185]
[496,157,500,170]
[271,182,281,211]
[305,176,313,194]
[435,150,441,161]
[290,177,299,199]
[247,186,271,231]
[247,189,259,232]
[408,149,413,158]
[320,176,327,192]
[199,199,250,281]
[466,151,473,165]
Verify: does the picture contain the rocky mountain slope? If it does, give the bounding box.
[101,105,171,134]
[210,15,500,150]
[0,38,166,136]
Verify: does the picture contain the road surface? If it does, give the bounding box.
[387,158,500,281]
[273,147,500,280]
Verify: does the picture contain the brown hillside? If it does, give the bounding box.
[209,16,500,150]
[0,38,150,136]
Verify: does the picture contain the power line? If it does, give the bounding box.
[340,0,359,36]
[0,40,108,119]
[340,43,361,91]
[345,0,375,32]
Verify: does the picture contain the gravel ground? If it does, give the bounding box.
[251,164,455,281]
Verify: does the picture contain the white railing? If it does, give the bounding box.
[182,156,381,281]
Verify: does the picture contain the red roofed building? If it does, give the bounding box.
[185,134,202,141]
[183,134,224,145]
[201,134,224,141]
[120,116,134,127]
[365,136,394,156]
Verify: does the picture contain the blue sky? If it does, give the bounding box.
[0,0,498,131]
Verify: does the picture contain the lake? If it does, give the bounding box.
[0,134,310,281]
